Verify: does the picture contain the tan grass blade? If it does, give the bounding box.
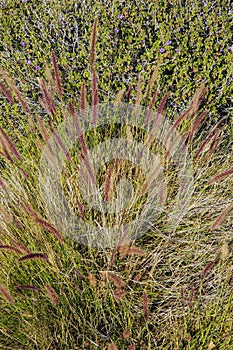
[207,340,216,350]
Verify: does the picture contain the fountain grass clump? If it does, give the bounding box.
[0,15,233,350]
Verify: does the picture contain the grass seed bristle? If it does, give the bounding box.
[210,202,233,231]
[18,253,48,262]
[0,128,22,161]
[45,284,59,305]
[0,245,22,254]
[0,285,14,304]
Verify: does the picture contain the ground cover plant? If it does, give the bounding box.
[0,1,233,349]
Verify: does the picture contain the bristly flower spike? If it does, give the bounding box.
[90,18,97,69]
[0,128,22,161]
[0,81,14,104]
[0,285,14,304]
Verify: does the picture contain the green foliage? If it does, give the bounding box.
[0,0,232,136]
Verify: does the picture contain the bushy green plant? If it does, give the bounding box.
[0,0,232,137]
